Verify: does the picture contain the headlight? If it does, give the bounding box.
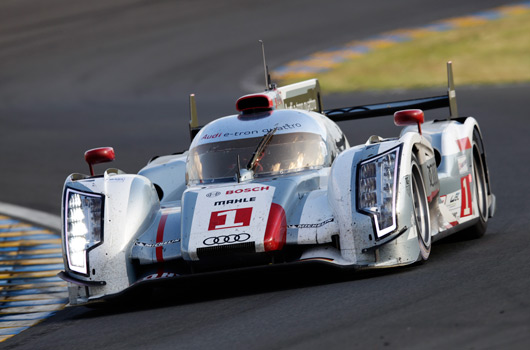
[64,188,104,275]
[358,147,400,239]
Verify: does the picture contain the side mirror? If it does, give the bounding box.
[84,147,115,176]
[394,109,424,135]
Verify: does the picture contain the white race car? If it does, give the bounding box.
[59,62,495,305]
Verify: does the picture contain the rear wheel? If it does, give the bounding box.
[411,156,431,261]
[460,145,489,239]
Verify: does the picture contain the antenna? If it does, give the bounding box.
[236,155,242,183]
[259,40,272,90]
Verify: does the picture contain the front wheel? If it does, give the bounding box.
[411,155,432,261]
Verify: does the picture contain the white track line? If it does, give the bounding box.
[0,202,60,232]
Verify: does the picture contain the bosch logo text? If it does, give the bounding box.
[226,186,269,195]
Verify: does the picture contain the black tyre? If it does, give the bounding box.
[411,155,431,261]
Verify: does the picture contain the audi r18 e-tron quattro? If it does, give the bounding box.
[59,62,495,306]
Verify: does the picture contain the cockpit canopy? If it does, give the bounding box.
[186,109,347,185]
[187,132,328,184]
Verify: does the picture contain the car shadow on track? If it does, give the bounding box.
[57,231,498,319]
[65,262,414,319]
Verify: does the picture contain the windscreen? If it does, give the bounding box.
[187,132,329,184]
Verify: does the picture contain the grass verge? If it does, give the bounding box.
[282,10,530,92]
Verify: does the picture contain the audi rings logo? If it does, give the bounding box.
[206,191,221,198]
[203,233,251,246]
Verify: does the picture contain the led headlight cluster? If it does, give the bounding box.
[358,147,400,239]
[64,188,103,275]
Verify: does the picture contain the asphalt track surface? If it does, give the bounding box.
[1,0,529,349]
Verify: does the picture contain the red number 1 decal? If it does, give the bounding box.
[460,176,472,218]
[208,208,253,230]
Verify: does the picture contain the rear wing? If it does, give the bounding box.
[188,62,458,141]
[324,61,458,122]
